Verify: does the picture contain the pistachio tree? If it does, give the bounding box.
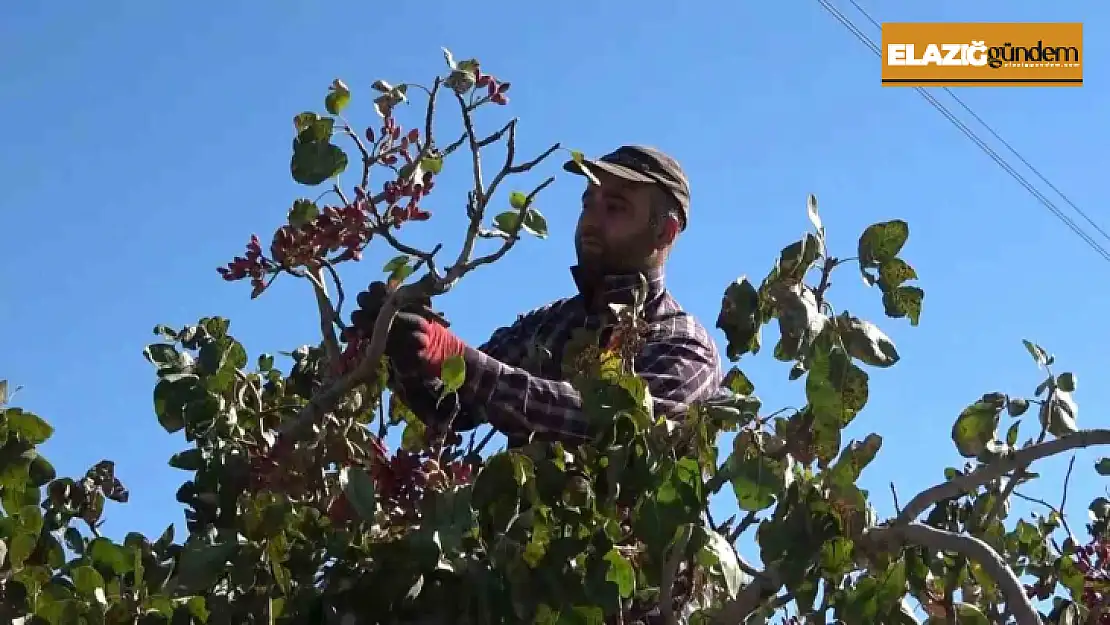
[1,50,1109,625]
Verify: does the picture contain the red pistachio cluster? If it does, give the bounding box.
[475,67,511,105]
[364,116,436,228]
[217,235,276,298]
[325,447,475,525]
[1077,539,1110,622]
[273,201,372,266]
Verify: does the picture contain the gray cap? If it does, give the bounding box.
[563,145,691,231]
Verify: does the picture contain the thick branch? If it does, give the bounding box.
[308,267,341,366]
[897,428,1110,523]
[276,279,427,439]
[711,568,781,625]
[865,523,1041,625]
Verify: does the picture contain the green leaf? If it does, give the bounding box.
[1097,458,1110,476]
[168,449,205,471]
[1007,397,1029,417]
[493,210,523,235]
[27,454,55,487]
[877,258,917,289]
[85,532,129,567]
[837,314,900,368]
[602,548,635,598]
[858,219,909,266]
[71,565,105,598]
[716,276,763,361]
[287,199,319,228]
[339,466,377,520]
[152,375,200,434]
[1022,339,1049,368]
[1039,390,1078,437]
[951,603,990,625]
[819,536,855,578]
[881,286,924,326]
[806,347,870,429]
[143,343,186,370]
[522,207,549,238]
[421,155,444,174]
[776,234,821,283]
[440,354,466,396]
[6,409,53,445]
[722,367,755,395]
[324,78,351,115]
[825,433,883,488]
[806,193,823,235]
[291,136,348,186]
[1057,372,1077,392]
[174,536,238,594]
[17,504,43,536]
[951,401,1000,458]
[696,527,749,598]
[383,254,410,273]
[9,532,35,568]
[509,190,528,209]
[728,453,785,512]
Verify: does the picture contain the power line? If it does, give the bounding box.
[813,0,1110,262]
[842,0,1110,246]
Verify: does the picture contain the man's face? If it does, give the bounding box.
[573,173,660,274]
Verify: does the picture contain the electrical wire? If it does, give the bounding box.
[843,0,1110,246]
[814,0,1110,262]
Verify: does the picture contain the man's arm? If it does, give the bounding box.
[383,305,553,430]
[456,325,722,443]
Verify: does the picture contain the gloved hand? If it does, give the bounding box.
[349,281,466,378]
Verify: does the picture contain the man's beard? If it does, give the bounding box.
[574,228,656,275]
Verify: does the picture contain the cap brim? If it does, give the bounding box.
[562,158,656,184]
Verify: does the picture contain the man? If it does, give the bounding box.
[350,145,724,445]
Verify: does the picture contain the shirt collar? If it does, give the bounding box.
[569,264,666,312]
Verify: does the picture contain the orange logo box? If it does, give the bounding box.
[880,22,1083,87]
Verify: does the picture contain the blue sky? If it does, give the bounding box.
[1,0,1107,575]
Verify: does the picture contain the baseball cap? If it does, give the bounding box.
[563,145,691,231]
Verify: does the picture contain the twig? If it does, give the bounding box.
[735,554,763,579]
[470,427,498,456]
[461,177,555,272]
[235,369,265,414]
[660,525,693,625]
[1060,453,1075,521]
[864,523,1041,625]
[896,428,1110,524]
[1011,491,1076,540]
[318,258,346,324]
[728,511,759,544]
[891,482,901,516]
[813,256,837,311]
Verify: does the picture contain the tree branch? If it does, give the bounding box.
[896,428,1110,524]
[272,76,559,447]
[864,523,1041,625]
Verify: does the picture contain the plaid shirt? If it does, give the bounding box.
[394,265,724,444]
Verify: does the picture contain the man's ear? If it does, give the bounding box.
[656,215,680,249]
